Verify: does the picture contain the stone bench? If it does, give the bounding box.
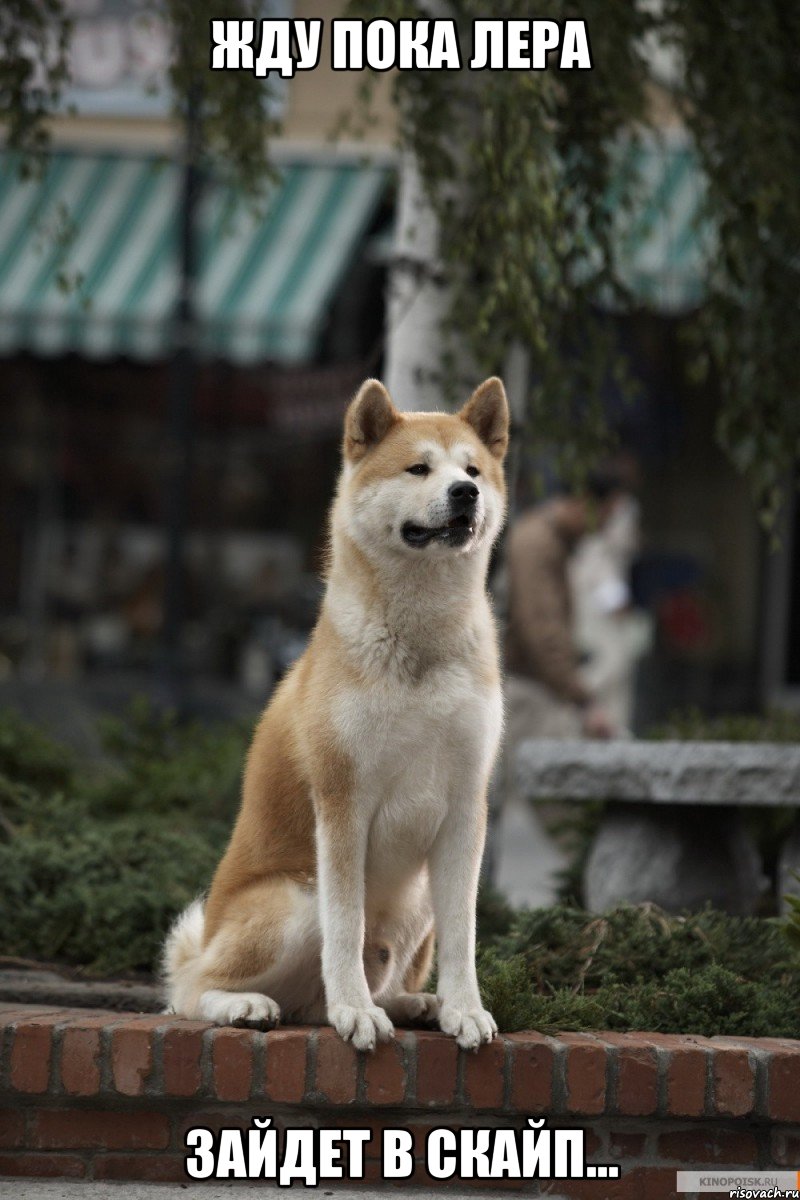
[516,740,800,914]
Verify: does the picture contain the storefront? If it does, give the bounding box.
[0,148,392,685]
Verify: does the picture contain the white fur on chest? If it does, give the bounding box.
[334,661,500,783]
[332,661,502,889]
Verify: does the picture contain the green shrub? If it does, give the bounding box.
[493,903,795,990]
[0,811,226,974]
[90,697,248,820]
[478,958,799,1040]
[2,705,800,1038]
[648,706,800,743]
[0,701,246,975]
[475,903,800,1037]
[0,708,74,791]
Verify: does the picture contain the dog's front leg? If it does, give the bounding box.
[316,810,394,1052]
[428,795,497,1050]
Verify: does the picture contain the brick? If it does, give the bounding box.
[415,1157,525,1192]
[743,1036,800,1052]
[363,1035,408,1105]
[375,1118,428,1159]
[712,1035,780,1051]
[0,1006,64,1025]
[562,1033,606,1116]
[326,1117,399,1159]
[94,1154,187,1182]
[0,1106,25,1148]
[211,1027,254,1102]
[658,1128,758,1165]
[175,1111,249,1147]
[359,1157,390,1185]
[562,1165,681,1200]
[314,1029,358,1104]
[415,1032,457,1106]
[584,1128,603,1158]
[614,1032,657,1113]
[10,1016,63,1093]
[609,1131,647,1159]
[315,1113,429,1162]
[463,1036,506,1110]
[769,1048,800,1122]
[162,1022,207,1097]
[771,1129,800,1167]
[0,1152,86,1178]
[508,1033,554,1114]
[666,1044,708,1118]
[111,1025,155,1096]
[264,1029,308,1103]
[712,1047,755,1117]
[640,1166,684,1200]
[60,1027,102,1097]
[31,1109,170,1151]
[602,1034,658,1116]
[554,1174,633,1200]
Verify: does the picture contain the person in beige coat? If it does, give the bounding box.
[504,476,625,743]
[490,474,627,906]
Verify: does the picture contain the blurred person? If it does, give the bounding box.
[489,469,628,909]
[570,489,653,732]
[504,468,627,743]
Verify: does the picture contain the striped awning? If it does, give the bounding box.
[611,133,711,313]
[0,152,389,363]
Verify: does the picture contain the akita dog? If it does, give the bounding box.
[163,376,509,1051]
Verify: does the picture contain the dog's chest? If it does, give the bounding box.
[335,659,495,777]
[332,661,501,877]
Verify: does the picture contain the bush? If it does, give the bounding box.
[0,812,225,974]
[475,897,800,1037]
[0,708,74,792]
[649,707,800,743]
[0,701,247,974]
[89,697,248,819]
[2,706,799,1038]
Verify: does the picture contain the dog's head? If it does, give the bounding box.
[336,377,509,562]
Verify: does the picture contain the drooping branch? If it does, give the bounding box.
[663,0,800,527]
[349,0,653,483]
[349,0,800,518]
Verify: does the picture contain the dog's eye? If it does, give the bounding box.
[406,463,430,476]
[466,465,480,478]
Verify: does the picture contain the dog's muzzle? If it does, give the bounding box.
[401,482,480,548]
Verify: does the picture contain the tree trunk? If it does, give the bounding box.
[383,152,452,411]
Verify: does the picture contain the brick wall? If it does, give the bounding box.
[1,1004,799,1196]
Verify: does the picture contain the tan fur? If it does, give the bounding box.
[163,377,509,1050]
[404,928,436,993]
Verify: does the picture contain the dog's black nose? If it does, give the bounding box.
[448,480,479,508]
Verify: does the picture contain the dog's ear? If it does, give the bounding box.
[344,379,400,462]
[459,377,509,460]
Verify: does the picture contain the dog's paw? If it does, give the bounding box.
[438,1002,497,1050]
[329,1003,394,1051]
[384,992,440,1025]
[199,989,281,1029]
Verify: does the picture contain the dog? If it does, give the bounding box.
[163,376,509,1051]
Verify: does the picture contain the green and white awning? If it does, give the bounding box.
[611,133,711,312]
[0,136,709,362]
[0,152,389,363]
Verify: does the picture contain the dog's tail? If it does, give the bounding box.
[161,898,205,1014]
